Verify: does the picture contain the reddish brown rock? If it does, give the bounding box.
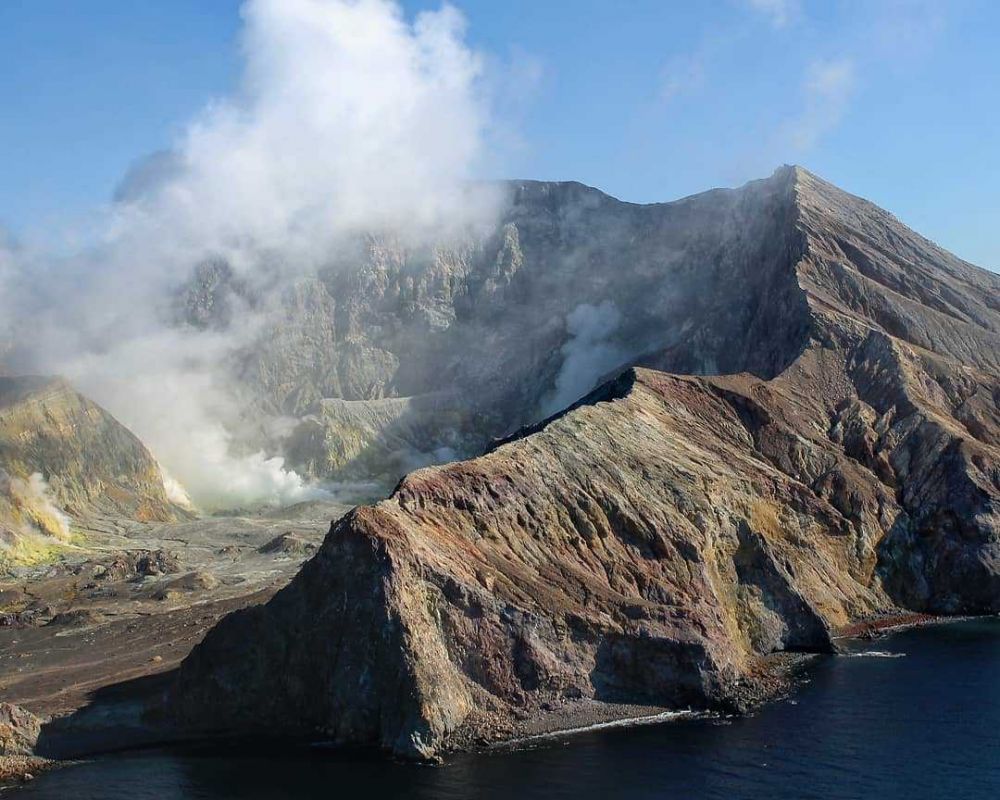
[172,167,999,758]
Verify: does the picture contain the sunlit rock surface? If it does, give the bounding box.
[0,376,177,564]
[174,167,999,757]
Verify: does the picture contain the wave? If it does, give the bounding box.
[844,650,906,658]
[509,709,704,746]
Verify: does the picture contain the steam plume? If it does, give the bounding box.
[540,301,626,418]
[0,0,497,510]
[0,470,71,542]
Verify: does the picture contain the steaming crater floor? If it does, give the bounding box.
[0,499,356,719]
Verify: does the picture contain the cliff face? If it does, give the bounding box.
[257,168,998,483]
[218,169,813,479]
[788,169,999,612]
[173,167,999,757]
[0,376,177,563]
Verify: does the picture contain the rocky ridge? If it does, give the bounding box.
[171,167,1000,758]
[204,167,817,480]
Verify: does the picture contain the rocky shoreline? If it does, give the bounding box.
[0,640,817,777]
[0,754,53,787]
[0,611,960,785]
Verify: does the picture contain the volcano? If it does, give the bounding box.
[170,167,1000,758]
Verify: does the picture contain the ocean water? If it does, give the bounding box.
[13,618,1000,799]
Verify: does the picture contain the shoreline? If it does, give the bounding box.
[2,611,991,786]
[833,612,982,641]
[0,755,55,789]
[493,707,706,751]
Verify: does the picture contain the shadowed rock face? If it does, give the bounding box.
[173,167,999,758]
[0,376,177,558]
[223,168,815,478]
[249,167,998,484]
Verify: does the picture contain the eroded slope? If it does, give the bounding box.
[173,167,1000,758]
[176,346,999,757]
[0,377,177,564]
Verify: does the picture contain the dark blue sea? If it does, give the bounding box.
[12,618,1000,799]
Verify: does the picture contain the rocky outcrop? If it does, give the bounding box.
[0,704,41,757]
[0,704,47,785]
[0,377,178,564]
[284,393,466,481]
[173,167,999,758]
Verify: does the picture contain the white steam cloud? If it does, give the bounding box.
[785,57,856,152]
[0,0,497,511]
[0,470,71,542]
[540,301,627,418]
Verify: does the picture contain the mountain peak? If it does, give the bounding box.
[781,166,1000,374]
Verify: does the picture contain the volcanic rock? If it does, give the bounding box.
[0,377,179,564]
[258,532,318,556]
[0,704,41,757]
[153,571,220,601]
[172,166,999,758]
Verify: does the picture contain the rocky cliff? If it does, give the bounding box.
[229,167,996,485]
[0,376,177,564]
[203,167,815,480]
[172,167,999,757]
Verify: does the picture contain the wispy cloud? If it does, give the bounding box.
[657,30,741,106]
[867,0,948,64]
[745,0,800,29]
[775,0,952,154]
[484,45,545,159]
[785,57,856,151]
[659,51,707,103]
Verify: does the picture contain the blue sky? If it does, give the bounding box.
[2,0,998,269]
